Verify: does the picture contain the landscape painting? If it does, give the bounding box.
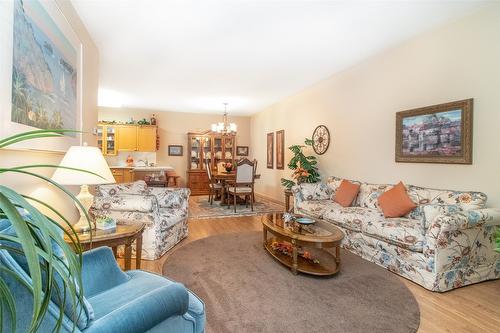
[395,99,473,164]
[11,0,77,133]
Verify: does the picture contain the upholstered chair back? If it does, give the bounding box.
[235,159,255,184]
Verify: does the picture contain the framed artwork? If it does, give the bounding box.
[276,130,285,169]
[236,146,249,156]
[395,99,473,164]
[266,132,274,169]
[168,145,183,156]
[0,0,83,152]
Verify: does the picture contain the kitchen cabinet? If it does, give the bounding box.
[137,126,157,151]
[110,168,135,183]
[98,123,158,153]
[97,124,117,156]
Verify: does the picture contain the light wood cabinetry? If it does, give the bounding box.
[186,131,236,195]
[98,123,157,154]
[137,126,157,151]
[110,168,135,183]
[117,125,138,151]
[97,124,118,155]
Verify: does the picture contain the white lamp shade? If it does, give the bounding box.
[51,145,116,185]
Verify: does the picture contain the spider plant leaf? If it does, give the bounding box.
[0,129,81,148]
[0,193,43,331]
[0,274,17,333]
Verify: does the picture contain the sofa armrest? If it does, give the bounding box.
[291,182,330,205]
[148,187,190,211]
[424,209,500,273]
[85,283,189,333]
[81,247,130,298]
[427,208,500,233]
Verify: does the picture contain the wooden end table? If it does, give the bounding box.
[284,189,293,212]
[65,223,145,271]
[262,213,344,276]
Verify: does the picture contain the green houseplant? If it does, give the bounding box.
[280,138,321,190]
[0,129,99,332]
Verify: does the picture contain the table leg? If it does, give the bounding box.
[112,246,117,258]
[292,239,298,275]
[263,227,267,247]
[124,241,132,271]
[135,234,143,269]
[335,245,341,266]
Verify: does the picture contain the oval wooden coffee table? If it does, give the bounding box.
[262,213,344,276]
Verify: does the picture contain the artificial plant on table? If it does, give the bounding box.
[0,129,100,332]
[280,138,321,190]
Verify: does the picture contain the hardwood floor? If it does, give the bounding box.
[127,215,500,333]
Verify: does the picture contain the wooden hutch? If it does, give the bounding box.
[186,130,236,195]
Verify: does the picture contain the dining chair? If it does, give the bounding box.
[252,159,258,203]
[205,160,222,205]
[227,158,255,212]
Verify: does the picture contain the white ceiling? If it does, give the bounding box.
[71,0,487,115]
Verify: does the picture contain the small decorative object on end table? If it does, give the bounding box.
[65,223,145,270]
[262,213,344,276]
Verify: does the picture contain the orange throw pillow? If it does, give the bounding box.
[378,182,417,218]
[334,180,360,207]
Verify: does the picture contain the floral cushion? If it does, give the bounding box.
[406,185,487,219]
[361,218,425,252]
[322,203,385,232]
[292,182,331,202]
[356,183,392,209]
[296,199,331,218]
[97,180,148,197]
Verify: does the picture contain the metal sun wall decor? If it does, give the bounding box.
[312,125,330,155]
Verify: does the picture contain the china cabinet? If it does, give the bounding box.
[187,130,236,195]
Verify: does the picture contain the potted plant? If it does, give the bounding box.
[223,161,233,172]
[0,130,98,332]
[280,138,321,190]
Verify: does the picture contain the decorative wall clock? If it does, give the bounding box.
[312,125,330,155]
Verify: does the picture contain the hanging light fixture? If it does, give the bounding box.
[211,102,237,135]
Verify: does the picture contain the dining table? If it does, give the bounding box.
[213,171,260,205]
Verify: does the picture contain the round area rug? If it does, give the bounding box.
[163,232,420,333]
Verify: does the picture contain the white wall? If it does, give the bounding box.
[251,5,500,207]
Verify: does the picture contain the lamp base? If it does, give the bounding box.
[74,185,94,233]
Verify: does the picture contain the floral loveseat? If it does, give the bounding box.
[90,181,190,260]
[293,176,500,292]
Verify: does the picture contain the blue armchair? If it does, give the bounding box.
[0,221,205,333]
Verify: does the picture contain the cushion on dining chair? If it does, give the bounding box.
[228,187,253,193]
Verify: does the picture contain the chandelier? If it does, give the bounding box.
[211,103,237,135]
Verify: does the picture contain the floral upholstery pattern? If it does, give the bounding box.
[291,182,331,203]
[92,194,158,213]
[321,203,384,232]
[91,181,190,260]
[292,177,500,292]
[362,218,425,252]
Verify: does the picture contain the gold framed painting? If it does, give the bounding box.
[267,132,274,169]
[276,130,285,170]
[395,99,473,164]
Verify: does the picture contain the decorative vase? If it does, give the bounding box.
[225,167,232,173]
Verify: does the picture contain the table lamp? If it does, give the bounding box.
[51,143,115,232]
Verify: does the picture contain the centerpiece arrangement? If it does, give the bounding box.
[223,161,234,172]
[281,138,321,190]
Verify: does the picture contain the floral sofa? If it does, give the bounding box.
[90,181,190,260]
[292,176,500,292]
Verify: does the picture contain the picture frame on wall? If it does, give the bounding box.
[266,132,274,169]
[395,99,473,164]
[0,0,83,152]
[168,145,183,156]
[236,146,249,156]
[276,130,285,169]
